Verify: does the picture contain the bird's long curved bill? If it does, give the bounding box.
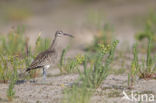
[63,33,74,38]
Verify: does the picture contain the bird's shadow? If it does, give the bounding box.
[16,79,37,85]
[15,80,27,85]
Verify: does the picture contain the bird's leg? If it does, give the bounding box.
[42,68,47,81]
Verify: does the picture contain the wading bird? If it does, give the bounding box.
[26,30,73,80]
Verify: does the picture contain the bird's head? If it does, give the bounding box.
[55,30,73,38]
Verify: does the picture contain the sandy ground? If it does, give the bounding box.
[0,0,156,103]
[0,73,78,103]
[0,73,156,103]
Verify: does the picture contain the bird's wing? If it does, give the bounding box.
[28,50,55,70]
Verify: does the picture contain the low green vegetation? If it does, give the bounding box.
[59,48,68,73]
[127,12,156,89]
[139,38,156,79]
[85,10,113,52]
[128,43,139,88]
[62,54,85,73]
[128,12,156,88]
[0,26,51,83]
[128,38,156,88]
[136,12,156,50]
[0,11,156,102]
[0,56,23,83]
[35,32,51,54]
[63,40,119,103]
[7,57,18,101]
[59,47,85,73]
[0,26,51,101]
[85,24,113,52]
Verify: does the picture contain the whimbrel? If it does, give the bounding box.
[26,30,73,80]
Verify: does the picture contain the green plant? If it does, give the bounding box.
[0,55,23,83]
[0,26,26,56]
[59,52,85,73]
[0,55,11,83]
[7,73,16,101]
[59,47,68,73]
[63,40,119,103]
[35,32,51,54]
[128,38,156,88]
[60,48,67,68]
[0,27,51,82]
[135,12,156,50]
[59,45,86,73]
[139,38,156,78]
[7,57,18,101]
[136,12,156,40]
[128,43,139,88]
[85,24,113,52]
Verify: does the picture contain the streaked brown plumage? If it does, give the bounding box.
[26,30,73,79]
[26,50,57,71]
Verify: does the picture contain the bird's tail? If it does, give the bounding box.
[26,68,31,72]
[25,66,43,72]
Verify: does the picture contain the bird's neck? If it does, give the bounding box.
[49,36,58,51]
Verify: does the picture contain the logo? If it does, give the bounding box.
[122,90,155,102]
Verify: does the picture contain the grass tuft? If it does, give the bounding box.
[63,40,119,103]
[7,57,18,101]
[0,26,51,82]
[128,37,156,88]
